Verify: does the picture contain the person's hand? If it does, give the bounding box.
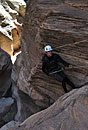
[69,65,72,68]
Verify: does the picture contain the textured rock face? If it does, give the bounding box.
[0,49,16,128]
[0,48,12,97]
[1,121,19,130]
[0,0,26,55]
[0,97,16,128]
[16,0,88,108]
[0,98,14,116]
[7,0,88,129]
[11,54,41,123]
[9,85,88,130]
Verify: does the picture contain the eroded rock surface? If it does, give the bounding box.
[11,53,41,123]
[0,98,14,116]
[0,97,16,128]
[15,0,88,108]
[9,85,88,130]
[1,121,19,130]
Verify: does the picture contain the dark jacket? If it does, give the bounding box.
[42,53,69,75]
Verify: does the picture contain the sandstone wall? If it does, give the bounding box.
[17,0,88,107]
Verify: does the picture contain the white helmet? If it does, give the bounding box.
[44,45,53,52]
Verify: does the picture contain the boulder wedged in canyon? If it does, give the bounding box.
[9,85,88,130]
[0,48,12,97]
[15,0,88,108]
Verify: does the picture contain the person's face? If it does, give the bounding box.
[46,51,52,57]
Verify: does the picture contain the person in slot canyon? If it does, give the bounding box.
[42,45,76,93]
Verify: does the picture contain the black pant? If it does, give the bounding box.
[50,71,76,93]
[62,77,75,93]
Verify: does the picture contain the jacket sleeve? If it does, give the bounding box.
[42,61,49,76]
[57,54,70,67]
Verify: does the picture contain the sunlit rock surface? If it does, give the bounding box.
[0,0,26,55]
